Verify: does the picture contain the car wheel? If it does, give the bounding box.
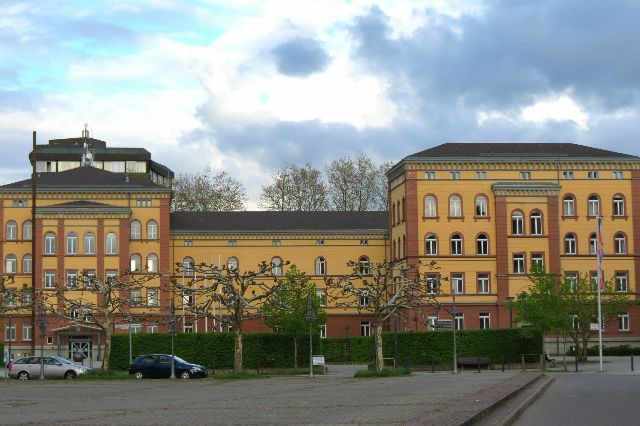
[64,371,77,380]
[134,371,144,379]
[17,371,30,380]
[180,371,191,379]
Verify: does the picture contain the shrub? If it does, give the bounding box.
[354,368,410,378]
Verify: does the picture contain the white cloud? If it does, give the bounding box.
[521,92,589,130]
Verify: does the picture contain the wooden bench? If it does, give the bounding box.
[457,356,490,371]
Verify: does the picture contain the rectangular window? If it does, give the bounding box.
[5,291,16,307]
[360,321,371,336]
[475,171,487,180]
[562,171,574,179]
[82,270,96,288]
[130,288,142,305]
[147,324,158,334]
[427,314,438,330]
[316,290,327,307]
[566,272,578,292]
[228,240,237,246]
[105,270,118,283]
[477,273,490,294]
[182,290,194,308]
[590,271,599,291]
[455,313,464,330]
[184,322,194,333]
[451,273,464,294]
[147,289,159,306]
[5,325,16,341]
[66,270,78,288]
[426,273,440,294]
[613,171,624,179]
[520,171,531,180]
[615,272,628,293]
[513,254,525,274]
[44,271,56,288]
[319,324,327,339]
[135,199,152,207]
[479,313,490,329]
[449,171,460,180]
[359,291,369,307]
[360,239,369,246]
[316,239,325,246]
[587,170,598,179]
[531,253,544,270]
[12,199,29,207]
[130,324,142,334]
[272,240,281,246]
[22,324,33,341]
[184,240,193,247]
[618,313,629,331]
[424,171,435,180]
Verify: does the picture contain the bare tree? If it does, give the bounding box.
[0,276,19,315]
[41,271,157,371]
[325,259,443,371]
[259,164,328,211]
[372,161,394,211]
[171,167,247,212]
[173,260,287,372]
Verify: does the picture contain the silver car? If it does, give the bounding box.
[8,356,92,380]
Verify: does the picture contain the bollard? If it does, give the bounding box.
[431,359,435,373]
[404,356,410,370]
[256,360,261,375]
[477,361,481,373]
[501,356,505,372]
[521,354,525,371]
[631,356,634,372]
[575,356,578,372]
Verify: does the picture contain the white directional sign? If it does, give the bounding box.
[114,324,130,330]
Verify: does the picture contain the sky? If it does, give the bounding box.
[1,0,640,208]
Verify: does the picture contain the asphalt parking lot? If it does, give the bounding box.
[0,368,523,425]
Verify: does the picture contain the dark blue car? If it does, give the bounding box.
[129,354,208,379]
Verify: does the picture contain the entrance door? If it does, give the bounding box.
[69,338,92,361]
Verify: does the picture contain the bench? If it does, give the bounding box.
[457,356,490,371]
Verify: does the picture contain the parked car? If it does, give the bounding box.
[8,356,92,380]
[129,354,208,379]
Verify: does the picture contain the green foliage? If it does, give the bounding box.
[354,368,410,378]
[0,342,4,366]
[213,371,267,380]
[109,332,320,371]
[566,345,640,356]
[260,265,327,336]
[77,370,134,380]
[320,329,541,365]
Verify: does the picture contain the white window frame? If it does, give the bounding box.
[512,211,524,235]
[477,273,490,294]
[271,257,283,276]
[531,254,544,270]
[449,195,462,217]
[130,254,142,272]
[360,321,371,336]
[66,232,78,255]
[449,171,460,180]
[476,234,488,255]
[618,313,629,331]
[613,196,625,216]
[589,234,598,255]
[146,253,158,272]
[316,290,327,307]
[44,271,56,288]
[227,257,238,271]
[563,196,576,216]
[479,313,490,329]
[425,234,438,255]
[5,254,17,274]
[319,324,327,339]
[520,171,531,180]
[130,288,142,305]
[147,220,158,240]
[613,170,624,179]
[450,234,463,255]
[475,195,488,217]
[22,221,32,240]
[425,171,435,180]
[475,171,487,180]
[22,254,32,273]
[44,232,56,255]
[84,232,95,255]
[562,171,574,179]
[565,234,577,255]
[587,170,598,179]
[424,196,437,217]
[22,324,33,341]
[615,272,628,293]
[315,257,326,275]
[614,233,626,254]
[147,324,158,334]
[5,324,16,341]
[130,220,141,240]
[451,274,464,294]
[105,232,117,255]
[455,313,464,330]
[530,211,542,236]
[147,289,159,306]
[588,196,600,217]
[5,221,17,240]
[66,270,78,289]
[513,254,525,274]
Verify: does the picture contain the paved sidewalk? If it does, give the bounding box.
[0,369,535,425]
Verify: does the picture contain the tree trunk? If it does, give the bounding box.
[374,321,384,371]
[581,333,590,361]
[102,328,111,372]
[233,311,243,372]
[294,337,298,369]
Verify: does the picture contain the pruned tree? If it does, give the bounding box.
[325,155,391,211]
[171,167,247,212]
[41,271,158,371]
[259,266,326,368]
[173,259,288,372]
[325,259,442,371]
[259,163,328,211]
[562,272,630,361]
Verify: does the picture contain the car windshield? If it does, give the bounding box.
[173,356,187,363]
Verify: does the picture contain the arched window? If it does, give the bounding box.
[614,233,626,254]
[315,257,326,275]
[476,234,488,255]
[475,195,488,217]
[22,254,32,273]
[589,233,597,255]
[588,195,600,217]
[130,220,141,240]
[401,197,406,221]
[44,232,56,255]
[530,211,542,236]
[613,195,625,216]
[563,195,576,216]
[83,232,95,255]
[564,233,577,255]
[397,236,402,258]
[5,221,17,240]
[4,254,17,273]
[449,195,462,217]
[105,232,117,255]
[183,257,195,275]
[392,202,396,225]
[425,234,438,255]
[392,240,397,260]
[130,254,142,272]
[512,211,524,235]
[66,231,78,254]
[450,234,463,255]
[358,256,370,275]
[22,221,32,240]
[424,196,437,217]
[147,253,158,272]
[227,256,238,271]
[147,220,158,240]
[271,257,283,276]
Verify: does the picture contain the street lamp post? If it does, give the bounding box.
[506,296,515,329]
[452,289,458,374]
[37,305,48,380]
[304,295,317,378]
[169,302,176,379]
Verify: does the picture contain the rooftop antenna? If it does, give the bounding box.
[81,123,94,167]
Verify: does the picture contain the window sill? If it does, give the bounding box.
[447,216,465,221]
[422,216,440,220]
[561,215,578,220]
[611,215,628,220]
[474,215,491,220]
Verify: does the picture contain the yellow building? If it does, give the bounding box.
[388,143,640,346]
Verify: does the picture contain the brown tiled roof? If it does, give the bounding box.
[406,142,639,160]
[0,167,170,191]
[170,211,388,233]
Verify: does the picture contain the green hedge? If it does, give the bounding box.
[321,329,541,364]
[110,333,320,371]
[566,345,640,356]
[0,342,3,366]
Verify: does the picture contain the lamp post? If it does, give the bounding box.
[304,295,317,378]
[506,296,515,329]
[452,288,458,375]
[169,301,176,379]
[5,315,13,380]
[37,304,48,380]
